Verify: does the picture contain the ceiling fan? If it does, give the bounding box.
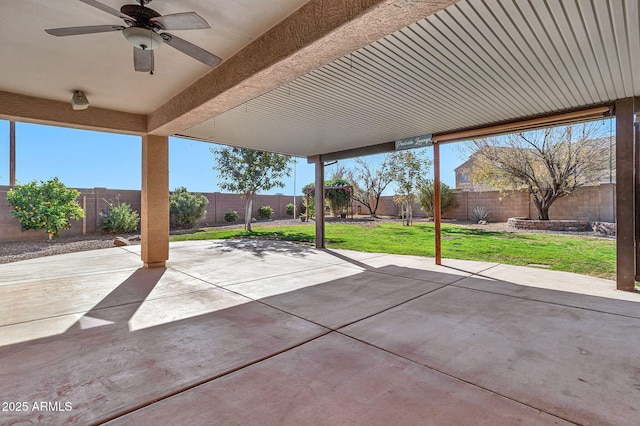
[45,0,222,74]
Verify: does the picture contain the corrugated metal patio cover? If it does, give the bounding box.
[180,0,639,156]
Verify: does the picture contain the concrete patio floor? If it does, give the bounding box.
[1,240,639,425]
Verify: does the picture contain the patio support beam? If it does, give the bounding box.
[0,91,147,136]
[9,121,15,188]
[141,135,169,268]
[434,142,442,265]
[312,155,325,249]
[147,0,457,136]
[615,97,635,291]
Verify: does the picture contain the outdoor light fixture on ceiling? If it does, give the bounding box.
[71,90,89,110]
[122,27,163,50]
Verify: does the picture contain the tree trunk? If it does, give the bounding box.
[245,196,253,231]
[532,193,552,220]
[538,205,550,220]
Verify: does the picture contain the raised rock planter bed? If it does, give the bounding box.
[507,217,591,232]
[591,222,616,237]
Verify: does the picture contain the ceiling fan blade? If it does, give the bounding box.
[162,33,221,67]
[150,12,210,30]
[79,0,134,20]
[134,47,154,72]
[45,25,124,37]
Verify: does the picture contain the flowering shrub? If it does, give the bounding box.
[7,178,84,238]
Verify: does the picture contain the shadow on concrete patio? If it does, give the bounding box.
[1,241,639,425]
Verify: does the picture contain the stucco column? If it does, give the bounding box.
[141,134,169,268]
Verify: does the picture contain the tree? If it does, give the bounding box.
[388,150,431,226]
[467,122,610,220]
[7,177,84,238]
[346,156,393,217]
[170,187,209,230]
[212,147,291,231]
[324,178,352,216]
[417,180,457,218]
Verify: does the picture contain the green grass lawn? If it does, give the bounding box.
[171,222,616,280]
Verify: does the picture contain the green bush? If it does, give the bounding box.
[325,178,352,216]
[258,205,274,220]
[6,178,84,238]
[286,203,295,216]
[170,187,209,230]
[99,197,140,234]
[417,180,458,217]
[225,211,238,222]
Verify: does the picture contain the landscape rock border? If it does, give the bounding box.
[508,217,615,237]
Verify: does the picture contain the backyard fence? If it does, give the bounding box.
[0,184,616,242]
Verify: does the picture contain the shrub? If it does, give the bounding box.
[417,180,457,217]
[258,205,274,220]
[170,187,209,230]
[6,178,84,238]
[472,206,491,223]
[286,203,295,217]
[224,211,238,222]
[99,197,140,234]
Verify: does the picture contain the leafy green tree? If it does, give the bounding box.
[7,177,84,238]
[324,178,352,216]
[389,151,431,226]
[417,180,457,218]
[170,187,209,230]
[302,179,352,217]
[212,147,291,231]
[346,156,393,217]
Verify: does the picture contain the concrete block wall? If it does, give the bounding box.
[547,184,615,222]
[0,183,617,242]
[445,184,615,223]
[444,190,530,222]
[0,186,141,242]
[199,193,295,226]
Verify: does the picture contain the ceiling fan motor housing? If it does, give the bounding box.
[121,4,163,50]
[121,4,161,28]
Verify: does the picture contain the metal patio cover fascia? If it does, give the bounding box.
[179,0,640,157]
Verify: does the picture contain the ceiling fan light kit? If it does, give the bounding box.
[123,27,163,50]
[45,0,221,73]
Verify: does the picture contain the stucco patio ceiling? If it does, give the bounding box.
[180,0,640,157]
[0,0,309,114]
[0,1,637,158]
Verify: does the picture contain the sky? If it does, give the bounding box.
[0,120,465,195]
